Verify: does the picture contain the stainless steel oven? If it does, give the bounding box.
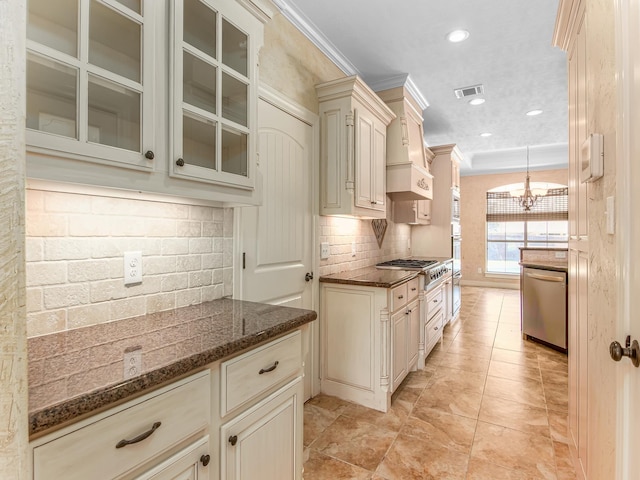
[452,270,461,319]
[452,237,461,275]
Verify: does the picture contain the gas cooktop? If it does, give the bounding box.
[375,259,438,271]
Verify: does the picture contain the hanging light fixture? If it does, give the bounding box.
[510,146,547,211]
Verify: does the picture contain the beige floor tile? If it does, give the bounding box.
[470,422,557,479]
[466,457,531,480]
[376,433,469,480]
[417,382,484,419]
[488,359,542,383]
[304,404,339,447]
[484,375,547,408]
[429,365,487,394]
[548,411,570,444]
[554,441,578,480]
[440,352,491,374]
[542,368,569,385]
[406,406,477,453]
[446,340,494,359]
[538,352,569,372]
[307,393,352,415]
[491,347,539,366]
[312,415,397,471]
[545,382,569,413]
[342,396,413,432]
[303,450,372,480]
[479,394,550,437]
[452,332,496,348]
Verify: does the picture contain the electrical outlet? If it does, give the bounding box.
[124,251,142,285]
[123,346,142,379]
[477,267,482,274]
[320,242,330,260]
[555,251,567,259]
[351,241,357,257]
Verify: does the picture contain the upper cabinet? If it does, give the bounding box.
[316,76,395,218]
[376,84,433,201]
[25,0,272,205]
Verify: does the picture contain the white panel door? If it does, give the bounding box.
[241,98,313,309]
[615,1,640,478]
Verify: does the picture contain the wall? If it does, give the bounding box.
[0,0,28,476]
[583,0,617,476]
[460,168,568,288]
[26,189,233,337]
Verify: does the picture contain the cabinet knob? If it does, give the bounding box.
[176,158,185,167]
[144,150,154,160]
[229,435,238,446]
[200,454,211,467]
[398,295,404,300]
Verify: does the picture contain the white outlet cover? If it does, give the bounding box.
[123,347,142,379]
[320,242,330,260]
[124,251,142,285]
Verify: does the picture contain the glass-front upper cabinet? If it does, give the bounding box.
[171,0,262,189]
[26,0,156,170]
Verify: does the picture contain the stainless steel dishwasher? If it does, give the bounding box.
[522,267,567,350]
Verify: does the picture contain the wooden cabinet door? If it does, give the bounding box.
[354,107,386,213]
[391,309,408,390]
[407,299,420,368]
[135,437,211,480]
[416,200,431,224]
[221,378,303,480]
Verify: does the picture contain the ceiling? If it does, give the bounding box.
[273,0,568,176]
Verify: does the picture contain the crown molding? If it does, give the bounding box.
[367,74,430,111]
[271,0,359,75]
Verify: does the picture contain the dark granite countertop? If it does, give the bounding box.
[319,266,420,288]
[520,261,568,272]
[28,298,317,437]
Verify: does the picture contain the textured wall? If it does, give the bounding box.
[0,0,28,476]
[583,0,618,476]
[460,169,568,288]
[25,190,234,337]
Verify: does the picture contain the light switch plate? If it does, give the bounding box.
[124,251,142,285]
[320,242,330,260]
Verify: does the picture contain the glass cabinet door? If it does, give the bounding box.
[26,0,155,169]
[171,0,254,188]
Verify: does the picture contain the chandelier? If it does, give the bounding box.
[510,146,547,211]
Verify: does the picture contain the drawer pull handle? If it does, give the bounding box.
[434,299,438,303]
[115,421,161,449]
[398,295,404,300]
[259,361,279,375]
[200,454,211,466]
[229,435,238,446]
[411,287,417,291]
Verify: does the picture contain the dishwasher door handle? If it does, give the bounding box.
[526,272,565,282]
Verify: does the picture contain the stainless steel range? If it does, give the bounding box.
[376,258,449,291]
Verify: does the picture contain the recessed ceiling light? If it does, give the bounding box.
[526,109,543,116]
[469,98,485,105]
[446,30,470,43]
[480,132,492,137]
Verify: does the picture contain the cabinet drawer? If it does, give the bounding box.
[221,330,302,417]
[426,287,443,320]
[390,283,408,312]
[33,371,210,480]
[407,278,420,301]
[425,310,444,346]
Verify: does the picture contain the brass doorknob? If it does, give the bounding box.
[610,336,640,367]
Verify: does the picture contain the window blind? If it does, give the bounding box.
[486,187,568,222]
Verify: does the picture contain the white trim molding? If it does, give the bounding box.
[367,74,430,111]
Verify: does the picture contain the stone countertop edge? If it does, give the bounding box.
[519,261,568,273]
[319,267,420,288]
[29,308,317,438]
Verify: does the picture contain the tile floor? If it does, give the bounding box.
[303,286,576,479]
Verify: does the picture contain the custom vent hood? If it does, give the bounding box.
[373,75,433,201]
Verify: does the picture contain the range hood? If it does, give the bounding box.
[373,75,433,201]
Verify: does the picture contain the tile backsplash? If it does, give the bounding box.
[26,189,233,337]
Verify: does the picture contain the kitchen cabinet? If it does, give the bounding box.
[135,437,211,480]
[320,276,420,412]
[423,285,444,358]
[26,0,271,205]
[555,1,589,477]
[316,76,395,218]
[393,198,431,225]
[411,144,465,258]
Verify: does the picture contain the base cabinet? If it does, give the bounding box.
[136,437,211,480]
[220,378,303,480]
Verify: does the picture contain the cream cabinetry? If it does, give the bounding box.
[26,0,271,205]
[554,1,589,478]
[393,198,431,225]
[423,286,444,358]
[31,371,212,480]
[320,277,420,412]
[135,437,211,480]
[316,76,395,218]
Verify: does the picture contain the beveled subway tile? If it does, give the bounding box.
[417,382,484,419]
[376,433,468,480]
[491,347,539,366]
[479,395,550,437]
[440,352,491,374]
[406,406,477,453]
[466,457,531,480]
[548,411,570,444]
[484,375,547,408]
[470,422,557,479]
[312,415,397,471]
[304,403,340,447]
[302,450,372,480]
[488,359,542,383]
[342,396,413,432]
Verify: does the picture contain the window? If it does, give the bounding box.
[486,185,568,274]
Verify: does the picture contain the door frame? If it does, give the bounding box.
[614,0,639,477]
[233,83,321,396]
